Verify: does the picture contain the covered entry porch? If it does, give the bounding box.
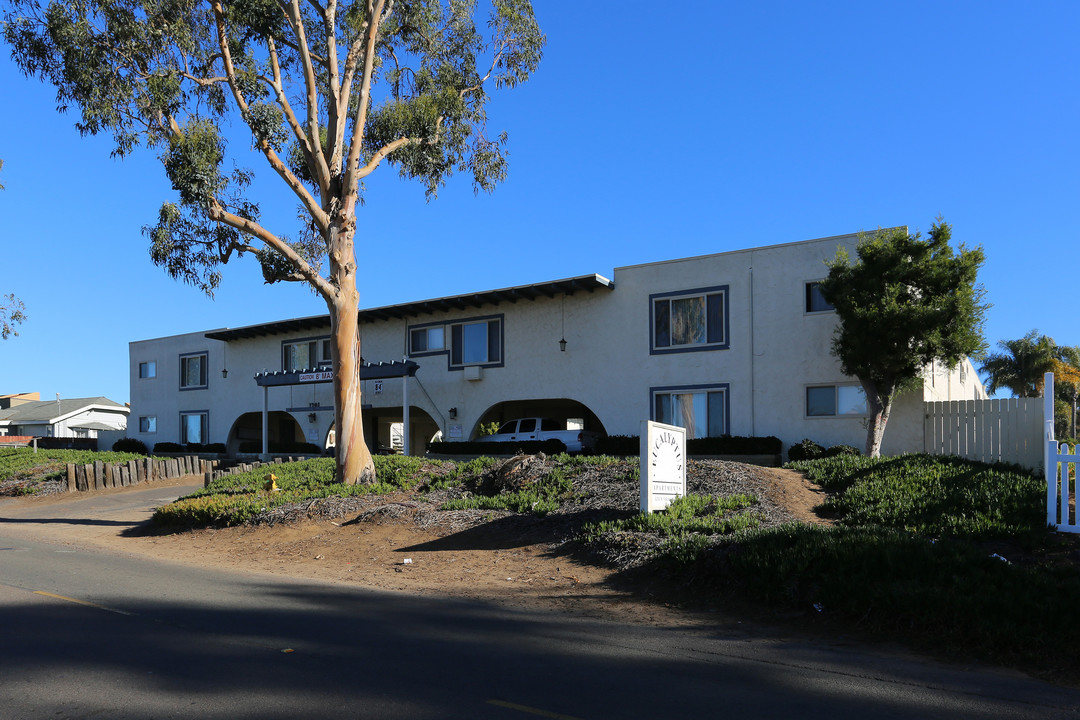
[253,361,419,457]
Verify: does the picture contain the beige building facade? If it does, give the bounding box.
[128,231,987,457]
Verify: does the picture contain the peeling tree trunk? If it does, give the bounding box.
[326,210,375,485]
[330,289,375,485]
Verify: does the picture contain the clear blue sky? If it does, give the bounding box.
[0,1,1075,405]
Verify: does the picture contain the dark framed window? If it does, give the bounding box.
[805,281,835,313]
[138,361,156,379]
[806,384,866,417]
[408,315,503,370]
[282,337,332,372]
[409,325,446,354]
[650,286,728,354]
[651,383,729,439]
[138,416,157,433]
[180,411,208,444]
[179,353,208,390]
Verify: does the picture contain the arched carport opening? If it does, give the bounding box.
[472,399,606,440]
[359,406,440,456]
[227,411,307,455]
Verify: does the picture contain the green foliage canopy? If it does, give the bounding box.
[819,220,988,456]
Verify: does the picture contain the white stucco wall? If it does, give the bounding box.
[128,231,986,457]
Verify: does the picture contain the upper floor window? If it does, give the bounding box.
[651,286,728,354]
[138,361,156,379]
[179,352,207,390]
[410,326,445,354]
[409,315,503,369]
[805,281,835,313]
[806,384,866,417]
[454,319,501,365]
[283,337,332,372]
[652,384,729,438]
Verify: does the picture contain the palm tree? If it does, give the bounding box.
[979,330,1060,397]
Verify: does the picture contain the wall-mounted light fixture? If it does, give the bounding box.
[559,295,567,351]
[448,407,458,420]
[221,368,228,379]
[308,413,317,424]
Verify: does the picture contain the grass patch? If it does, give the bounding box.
[696,454,1078,678]
[788,453,1045,538]
[581,493,759,540]
[578,492,763,569]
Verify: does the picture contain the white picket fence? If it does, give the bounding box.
[1044,373,1080,533]
[923,372,1078,533]
[923,397,1044,471]
[1047,440,1079,533]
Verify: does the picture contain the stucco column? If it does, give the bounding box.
[402,365,410,457]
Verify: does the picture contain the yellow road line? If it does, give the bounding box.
[486,699,583,720]
[34,591,134,616]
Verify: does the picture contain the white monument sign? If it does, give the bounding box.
[640,420,686,513]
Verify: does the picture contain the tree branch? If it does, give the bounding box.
[208,201,335,298]
[343,0,386,194]
[208,0,329,231]
[281,0,330,193]
[355,136,412,180]
[263,36,327,197]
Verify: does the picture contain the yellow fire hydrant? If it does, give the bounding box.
[263,473,280,493]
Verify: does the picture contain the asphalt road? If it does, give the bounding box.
[2,487,1079,719]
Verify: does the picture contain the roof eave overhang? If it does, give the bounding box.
[206,274,613,342]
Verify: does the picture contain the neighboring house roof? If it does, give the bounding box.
[69,421,119,431]
[0,397,129,426]
[205,274,614,342]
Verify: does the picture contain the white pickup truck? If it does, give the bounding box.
[475,417,601,453]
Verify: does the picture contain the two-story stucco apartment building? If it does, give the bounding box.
[128,231,987,457]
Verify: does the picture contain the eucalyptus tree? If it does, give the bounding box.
[979,331,1060,398]
[819,220,988,457]
[2,0,544,483]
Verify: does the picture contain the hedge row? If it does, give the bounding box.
[786,438,861,461]
[428,439,568,455]
[237,441,323,455]
[153,442,227,454]
[593,434,783,456]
